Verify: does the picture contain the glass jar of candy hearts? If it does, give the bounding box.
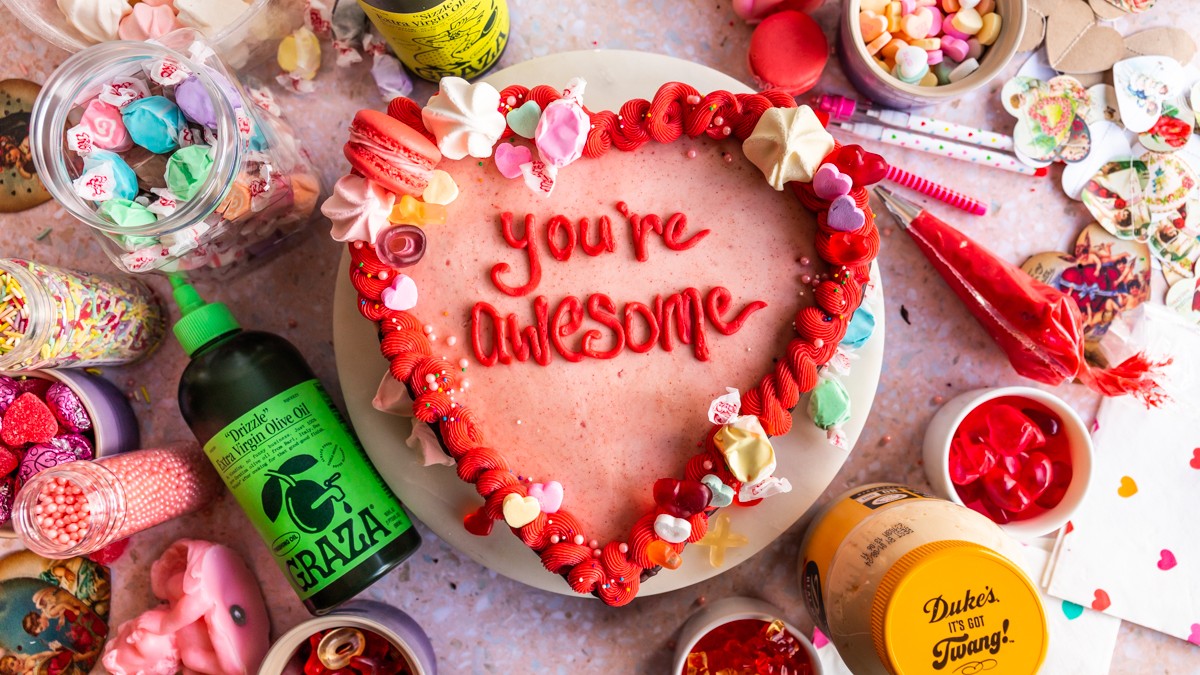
[30,29,323,279]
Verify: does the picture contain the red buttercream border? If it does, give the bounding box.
[352,82,880,606]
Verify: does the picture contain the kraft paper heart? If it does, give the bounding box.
[1045,0,1125,74]
[812,163,852,200]
[827,195,866,232]
[1157,549,1178,570]
[494,142,532,179]
[700,474,735,507]
[1124,28,1197,67]
[1117,475,1137,497]
[505,100,541,139]
[527,480,564,513]
[653,513,692,544]
[1021,223,1151,346]
[501,493,541,528]
[1113,56,1183,133]
[1087,0,1127,20]
[381,274,418,311]
[1020,0,1052,53]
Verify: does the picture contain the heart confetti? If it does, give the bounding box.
[1117,475,1137,497]
[1158,549,1178,571]
[1113,56,1182,133]
[1061,599,1084,620]
[1091,588,1112,611]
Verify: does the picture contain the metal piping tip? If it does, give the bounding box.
[873,186,922,229]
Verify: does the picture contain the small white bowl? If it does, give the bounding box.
[672,597,822,675]
[923,386,1093,540]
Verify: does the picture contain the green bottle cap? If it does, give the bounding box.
[169,275,240,356]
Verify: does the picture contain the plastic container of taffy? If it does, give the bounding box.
[0,0,293,69]
[0,258,166,370]
[30,29,323,279]
[0,369,140,537]
[11,441,222,558]
[258,600,436,675]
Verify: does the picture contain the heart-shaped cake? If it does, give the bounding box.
[327,78,880,606]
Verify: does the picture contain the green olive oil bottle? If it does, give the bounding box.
[172,277,420,615]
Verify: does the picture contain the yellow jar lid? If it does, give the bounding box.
[870,540,1047,675]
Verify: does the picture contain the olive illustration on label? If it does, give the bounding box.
[261,455,352,534]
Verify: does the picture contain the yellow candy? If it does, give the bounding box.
[886,2,902,32]
[919,70,939,87]
[910,37,941,50]
[866,31,892,56]
[277,27,321,79]
[713,415,776,485]
[388,194,447,226]
[421,169,459,205]
[861,0,889,12]
[881,38,908,59]
[951,7,983,35]
[977,12,1002,46]
[696,512,748,568]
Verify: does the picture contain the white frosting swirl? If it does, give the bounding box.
[320,174,395,243]
[742,105,835,190]
[421,77,506,160]
[57,0,131,42]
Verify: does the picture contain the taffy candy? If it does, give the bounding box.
[950,396,1075,523]
[57,0,130,42]
[686,618,814,675]
[166,145,214,200]
[388,194,447,227]
[74,149,138,202]
[68,100,132,154]
[100,198,158,227]
[124,96,188,154]
[534,77,589,168]
[175,73,242,130]
[98,76,149,110]
[174,0,250,36]
[278,27,323,84]
[713,415,776,485]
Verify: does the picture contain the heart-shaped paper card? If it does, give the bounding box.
[339,81,879,605]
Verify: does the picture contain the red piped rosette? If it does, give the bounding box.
[347,82,879,606]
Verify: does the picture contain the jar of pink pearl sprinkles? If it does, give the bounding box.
[11,441,222,557]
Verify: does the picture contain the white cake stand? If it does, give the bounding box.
[332,49,885,598]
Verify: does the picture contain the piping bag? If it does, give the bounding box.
[875,187,1167,403]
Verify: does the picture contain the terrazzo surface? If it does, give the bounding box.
[0,0,1196,672]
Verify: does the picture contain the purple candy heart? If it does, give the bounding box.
[50,433,94,461]
[17,443,78,486]
[813,163,853,200]
[0,477,13,526]
[46,382,92,433]
[827,194,866,232]
[0,377,17,415]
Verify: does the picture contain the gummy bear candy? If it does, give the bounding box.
[388,194,447,227]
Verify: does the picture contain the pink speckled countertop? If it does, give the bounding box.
[0,1,1196,672]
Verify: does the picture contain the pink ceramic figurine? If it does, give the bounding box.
[102,539,270,675]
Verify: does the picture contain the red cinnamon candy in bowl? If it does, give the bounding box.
[923,386,1094,539]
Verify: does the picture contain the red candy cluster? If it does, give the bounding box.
[687,619,814,675]
[0,376,96,526]
[950,396,1073,524]
[299,628,412,675]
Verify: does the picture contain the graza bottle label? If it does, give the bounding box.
[203,379,412,598]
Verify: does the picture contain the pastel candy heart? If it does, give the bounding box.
[653,513,692,544]
[1117,475,1137,497]
[827,195,866,232]
[527,480,564,513]
[895,45,930,80]
[1091,588,1111,611]
[901,8,934,40]
[380,274,418,311]
[501,493,540,528]
[494,142,532,179]
[941,35,969,62]
[701,474,735,507]
[859,11,888,42]
[958,0,980,8]
[1158,549,1177,570]
[505,100,541,139]
[812,163,853,200]
[1061,600,1083,620]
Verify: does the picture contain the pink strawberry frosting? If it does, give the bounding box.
[102,539,269,675]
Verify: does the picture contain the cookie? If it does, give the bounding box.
[0,79,51,213]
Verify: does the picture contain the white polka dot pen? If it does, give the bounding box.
[11,441,223,558]
[836,122,1043,177]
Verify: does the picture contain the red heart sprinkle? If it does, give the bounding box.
[1190,448,1200,470]
[1091,589,1111,611]
[463,507,494,536]
[0,393,59,447]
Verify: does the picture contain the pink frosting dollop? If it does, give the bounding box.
[102,539,270,675]
[321,174,396,243]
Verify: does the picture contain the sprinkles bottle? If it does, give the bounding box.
[171,278,420,615]
[0,258,166,370]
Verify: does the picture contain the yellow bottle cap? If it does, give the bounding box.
[870,540,1047,675]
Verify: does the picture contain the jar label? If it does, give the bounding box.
[203,379,413,599]
[358,0,509,81]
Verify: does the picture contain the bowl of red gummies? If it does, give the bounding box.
[673,597,820,675]
[923,387,1093,539]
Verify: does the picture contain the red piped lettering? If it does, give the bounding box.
[490,213,542,297]
[506,296,551,365]
[579,217,616,256]
[705,287,767,335]
[471,302,510,366]
[584,293,625,359]
[624,301,659,353]
[546,215,576,262]
[551,295,585,363]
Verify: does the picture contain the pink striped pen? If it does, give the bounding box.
[885,164,988,216]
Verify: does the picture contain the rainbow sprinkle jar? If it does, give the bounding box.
[0,258,166,370]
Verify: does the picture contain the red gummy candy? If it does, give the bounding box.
[88,537,130,565]
[0,446,17,477]
[949,437,995,486]
[830,144,887,187]
[1016,451,1053,501]
[985,404,1045,456]
[1021,406,1061,437]
[0,393,59,447]
[1035,461,1073,509]
[463,507,494,536]
[653,477,712,519]
[982,468,1033,513]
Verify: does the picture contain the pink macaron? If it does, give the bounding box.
[343,109,441,197]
